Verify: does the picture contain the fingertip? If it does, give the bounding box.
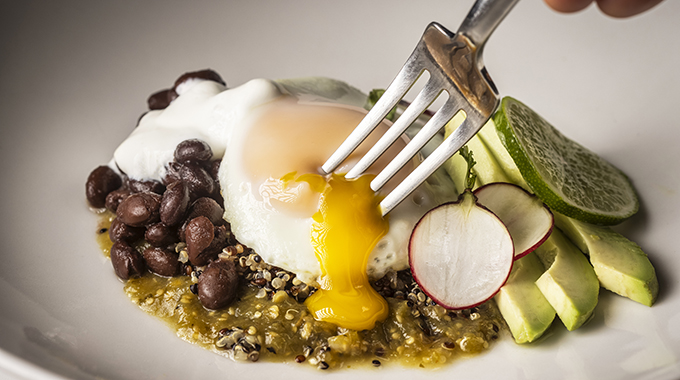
[596,0,664,18]
[544,0,594,13]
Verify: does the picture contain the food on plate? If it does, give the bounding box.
[554,214,658,306]
[494,97,639,225]
[494,252,556,343]
[444,112,513,191]
[408,188,515,310]
[86,68,658,366]
[88,70,503,369]
[462,111,658,308]
[409,150,552,311]
[533,229,599,331]
[473,182,554,260]
[442,101,658,342]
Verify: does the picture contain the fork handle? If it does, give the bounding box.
[457,0,519,49]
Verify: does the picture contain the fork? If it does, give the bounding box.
[321,0,518,216]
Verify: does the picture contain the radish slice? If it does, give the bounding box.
[409,190,514,309]
[474,183,554,260]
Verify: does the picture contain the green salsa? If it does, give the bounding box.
[96,212,506,370]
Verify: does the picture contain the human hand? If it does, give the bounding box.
[544,0,664,17]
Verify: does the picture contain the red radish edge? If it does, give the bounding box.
[408,191,515,310]
[474,182,554,260]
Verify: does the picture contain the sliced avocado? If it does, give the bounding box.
[476,119,528,189]
[534,229,599,330]
[443,115,510,193]
[466,117,658,307]
[554,213,658,306]
[494,252,556,343]
[442,142,469,194]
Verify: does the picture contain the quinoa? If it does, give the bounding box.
[96,211,506,370]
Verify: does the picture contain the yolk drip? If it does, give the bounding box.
[302,174,389,331]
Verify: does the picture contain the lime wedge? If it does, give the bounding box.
[493,97,639,225]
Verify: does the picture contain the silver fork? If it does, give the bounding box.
[321,0,518,216]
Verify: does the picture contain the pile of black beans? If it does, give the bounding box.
[86,137,239,310]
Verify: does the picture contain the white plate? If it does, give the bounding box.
[1,1,679,379]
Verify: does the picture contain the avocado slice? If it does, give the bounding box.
[443,116,510,193]
[554,213,658,306]
[468,118,658,307]
[476,119,527,189]
[534,229,599,330]
[494,252,556,343]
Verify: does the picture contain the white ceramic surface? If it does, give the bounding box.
[1,1,679,379]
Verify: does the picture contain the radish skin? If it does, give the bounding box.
[409,191,514,309]
[474,183,554,259]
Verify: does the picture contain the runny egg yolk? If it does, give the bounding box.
[240,99,412,330]
[285,172,389,330]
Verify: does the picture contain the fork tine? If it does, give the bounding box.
[320,0,516,214]
[379,112,487,216]
[370,95,462,192]
[345,76,444,180]
[321,62,424,174]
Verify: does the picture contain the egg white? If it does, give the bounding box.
[112,76,457,286]
[218,82,453,285]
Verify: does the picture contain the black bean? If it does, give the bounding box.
[162,161,183,186]
[116,192,161,227]
[186,197,225,226]
[186,216,227,266]
[159,180,190,226]
[211,191,224,211]
[187,223,226,266]
[174,139,213,164]
[178,222,188,243]
[142,246,181,277]
[197,259,238,310]
[110,241,146,280]
[109,217,144,243]
[207,160,221,181]
[180,162,215,199]
[185,216,216,266]
[105,188,132,213]
[145,222,177,247]
[147,88,177,110]
[128,179,165,194]
[205,225,228,258]
[167,89,178,104]
[173,69,226,90]
[86,166,122,208]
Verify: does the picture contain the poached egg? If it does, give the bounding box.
[113,77,454,329]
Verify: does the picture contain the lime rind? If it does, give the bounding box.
[493,97,639,225]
